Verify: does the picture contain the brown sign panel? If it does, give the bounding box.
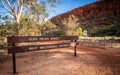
[7,36,79,43]
[8,43,70,53]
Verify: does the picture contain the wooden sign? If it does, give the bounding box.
[8,43,70,53]
[7,36,78,74]
[7,36,79,43]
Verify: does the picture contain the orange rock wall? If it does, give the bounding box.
[51,0,120,27]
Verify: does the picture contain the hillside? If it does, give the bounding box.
[50,0,120,29]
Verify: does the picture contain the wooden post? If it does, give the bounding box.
[12,37,17,74]
[104,36,106,49]
[111,36,114,48]
[74,40,77,56]
[12,53,16,74]
[93,37,95,47]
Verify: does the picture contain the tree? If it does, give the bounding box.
[41,21,57,35]
[0,0,27,35]
[25,0,60,35]
[27,0,60,24]
[0,0,24,24]
[0,0,58,35]
[19,15,40,36]
[61,15,83,36]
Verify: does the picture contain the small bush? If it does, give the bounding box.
[44,30,65,36]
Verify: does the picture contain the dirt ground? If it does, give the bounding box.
[0,46,120,75]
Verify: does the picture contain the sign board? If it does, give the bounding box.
[7,36,78,74]
[7,36,79,43]
[8,43,70,53]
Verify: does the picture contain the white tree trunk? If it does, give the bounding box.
[0,0,23,24]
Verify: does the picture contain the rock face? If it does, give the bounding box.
[51,0,120,28]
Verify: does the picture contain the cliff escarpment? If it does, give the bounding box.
[51,0,120,28]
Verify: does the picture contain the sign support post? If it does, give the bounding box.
[12,53,16,74]
[12,42,16,74]
[74,40,77,56]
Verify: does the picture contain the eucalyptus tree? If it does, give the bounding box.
[0,0,28,35]
[61,15,82,36]
[25,0,60,35]
[0,0,24,24]
[27,0,59,24]
[0,0,58,35]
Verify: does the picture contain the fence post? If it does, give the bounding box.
[93,37,95,47]
[84,36,85,46]
[111,36,114,48]
[104,36,106,49]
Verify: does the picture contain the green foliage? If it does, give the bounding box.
[41,20,69,36]
[74,27,83,36]
[60,15,83,36]
[0,0,60,36]
[91,28,110,36]
[0,24,14,49]
[110,18,120,36]
[91,17,120,36]
[42,21,57,31]
[0,36,4,48]
[25,0,59,25]
[44,30,65,36]
[0,24,15,37]
[62,15,78,30]
[19,15,40,36]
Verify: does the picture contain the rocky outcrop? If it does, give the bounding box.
[50,0,120,28]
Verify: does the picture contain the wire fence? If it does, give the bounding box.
[79,36,120,49]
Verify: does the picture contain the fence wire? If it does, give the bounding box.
[79,36,120,49]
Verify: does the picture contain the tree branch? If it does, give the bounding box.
[0,0,11,13]
[5,0,13,10]
[16,0,20,10]
[1,0,17,22]
[41,5,52,24]
[4,0,16,17]
[17,0,23,16]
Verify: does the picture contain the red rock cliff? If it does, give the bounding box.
[51,0,120,27]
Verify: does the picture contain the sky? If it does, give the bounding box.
[48,0,97,19]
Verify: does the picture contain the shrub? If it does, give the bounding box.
[60,15,83,36]
[44,30,65,36]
